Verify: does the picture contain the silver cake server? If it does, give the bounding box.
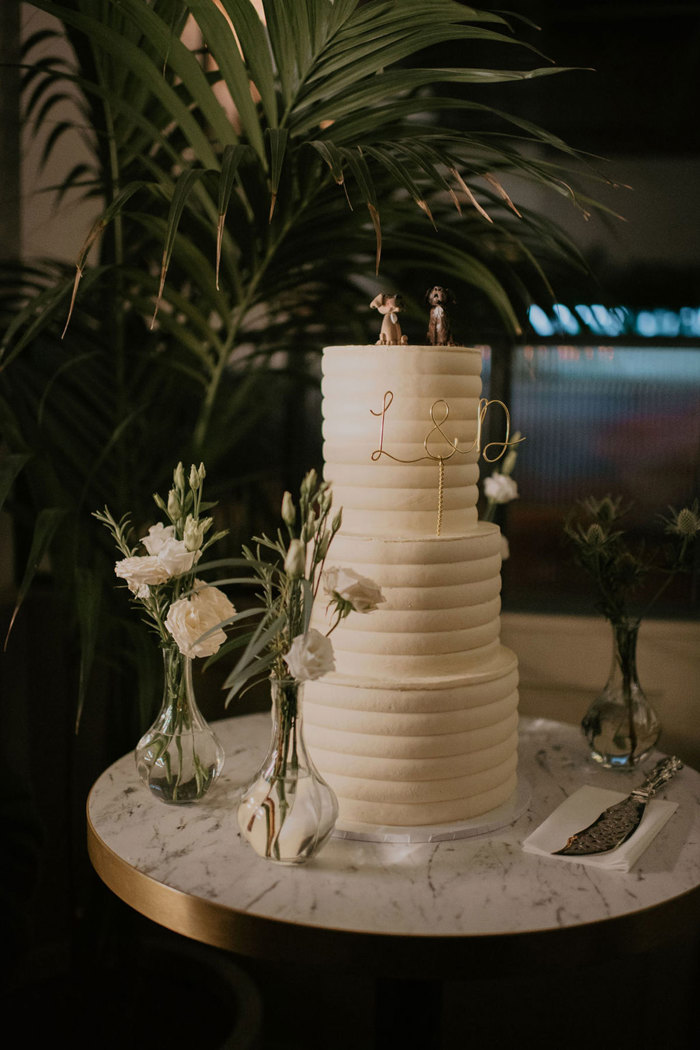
[552,755,683,856]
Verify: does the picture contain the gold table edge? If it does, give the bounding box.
[85,797,700,976]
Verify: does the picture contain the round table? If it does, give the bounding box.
[87,715,700,980]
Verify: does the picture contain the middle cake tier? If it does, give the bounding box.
[311,526,505,679]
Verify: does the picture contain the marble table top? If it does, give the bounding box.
[87,715,700,977]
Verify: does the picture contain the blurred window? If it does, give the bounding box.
[481,341,700,618]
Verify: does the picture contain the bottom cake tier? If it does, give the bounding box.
[304,645,519,826]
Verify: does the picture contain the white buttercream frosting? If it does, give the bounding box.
[305,345,519,827]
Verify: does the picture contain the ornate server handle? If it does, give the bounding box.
[633,756,683,802]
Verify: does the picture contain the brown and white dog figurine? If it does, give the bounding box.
[426,285,456,345]
[370,292,408,345]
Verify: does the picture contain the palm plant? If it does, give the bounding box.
[2,0,607,737]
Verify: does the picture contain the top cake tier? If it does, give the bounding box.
[321,345,482,536]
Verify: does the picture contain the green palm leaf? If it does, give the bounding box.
[75,562,102,729]
[185,0,266,160]
[0,454,32,513]
[111,0,238,147]
[266,128,289,220]
[218,0,278,127]
[4,508,67,649]
[217,144,253,285]
[30,1,223,167]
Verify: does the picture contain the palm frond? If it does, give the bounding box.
[2,0,611,731]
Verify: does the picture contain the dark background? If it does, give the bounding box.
[2,3,699,1047]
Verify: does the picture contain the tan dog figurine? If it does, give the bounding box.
[370,292,408,345]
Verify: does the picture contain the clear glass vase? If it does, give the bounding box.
[135,646,225,803]
[582,619,661,769]
[237,676,338,864]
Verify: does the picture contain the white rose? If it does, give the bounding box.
[283,629,335,682]
[483,472,519,505]
[165,582,236,658]
[140,522,175,555]
[155,535,200,577]
[115,555,170,595]
[323,567,385,613]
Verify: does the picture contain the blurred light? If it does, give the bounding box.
[633,309,681,337]
[529,304,700,339]
[591,304,626,336]
[528,304,555,336]
[635,310,657,337]
[552,303,580,335]
[680,307,700,336]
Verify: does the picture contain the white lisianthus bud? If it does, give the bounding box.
[284,538,306,577]
[483,472,519,505]
[281,491,296,526]
[167,488,180,519]
[316,532,331,560]
[301,508,318,543]
[301,469,318,496]
[173,462,185,490]
[283,629,335,681]
[189,464,199,489]
[115,555,170,594]
[183,514,211,552]
[318,484,331,513]
[323,567,386,613]
[165,581,236,658]
[140,522,175,555]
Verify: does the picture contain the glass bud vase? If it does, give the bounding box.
[582,619,661,769]
[237,676,338,864]
[135,646,225,803]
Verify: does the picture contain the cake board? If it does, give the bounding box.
[332,775,531,843]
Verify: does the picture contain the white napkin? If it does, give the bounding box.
[522,785,678,872]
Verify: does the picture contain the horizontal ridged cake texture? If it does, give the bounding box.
[305,345,518,827]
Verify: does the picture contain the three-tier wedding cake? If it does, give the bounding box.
[304,343,519,828]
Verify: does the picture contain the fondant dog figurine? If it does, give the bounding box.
[370,292,408,345]
[426,285,456,345]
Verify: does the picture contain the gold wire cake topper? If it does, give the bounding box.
[370,390,524,536]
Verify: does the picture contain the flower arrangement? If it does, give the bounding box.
[95,461,235,658]
[221,468,385,700]
[564,495,699,767]
[564,495,699,628]
[223,468,384,864]
[94,462,235,802]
